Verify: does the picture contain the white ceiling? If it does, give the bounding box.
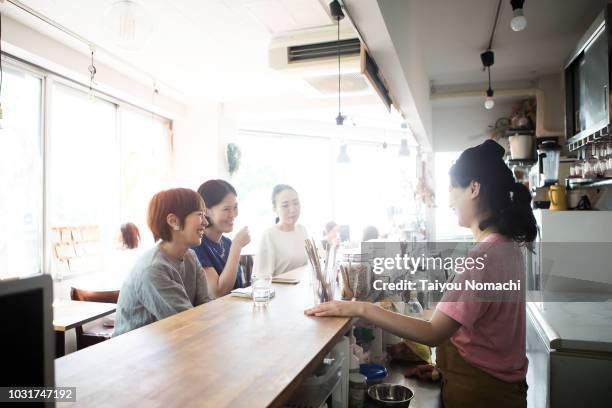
[6,0,344,103]
[411,0,604,86]
[3,0,607,135]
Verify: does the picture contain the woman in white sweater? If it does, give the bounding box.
[257,184,308,276]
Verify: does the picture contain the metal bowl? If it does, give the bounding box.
[367,383,414,407]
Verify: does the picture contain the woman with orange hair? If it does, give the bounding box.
[114,188,211,336]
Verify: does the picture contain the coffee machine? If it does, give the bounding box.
[529,137,561,208]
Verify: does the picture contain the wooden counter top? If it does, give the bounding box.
[55,266,353,407]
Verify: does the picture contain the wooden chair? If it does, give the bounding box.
[70,287,120,350]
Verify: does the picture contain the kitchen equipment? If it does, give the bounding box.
[531,186,551,209]
[367,383,414,407]
[286,337,350,408]
[509,133,534,159]
[564,3,612,150]
[349,373,367,408]
[566,182,589,209]
[537,139,561,187]
[527,301,612,408]
[359,363,388,385]
[548,183,568,211]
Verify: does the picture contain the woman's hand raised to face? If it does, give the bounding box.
[304,300,364,318]
[233,226,251,249]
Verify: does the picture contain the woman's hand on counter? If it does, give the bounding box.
[304,300,368,317]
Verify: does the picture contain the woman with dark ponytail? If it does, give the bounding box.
[305,140,534,408]
[257,184,308,276]
[448,139,537,243]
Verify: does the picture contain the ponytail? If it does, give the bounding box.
[450,140,538,244]
[495,182,537,243]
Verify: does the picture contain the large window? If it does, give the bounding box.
[232,133,333,249]
[333,143,419,241]
[232,131,418,249]
[0,58,173,280]
[49,83,120,271]
[0,64,43,278]
[120,107,173,247]
[48,82,173,275]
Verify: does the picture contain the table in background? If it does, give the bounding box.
[53,300,116,357]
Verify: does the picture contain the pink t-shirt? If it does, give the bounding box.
[436,233,527,383]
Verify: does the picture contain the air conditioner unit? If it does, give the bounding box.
[269,26,394,111]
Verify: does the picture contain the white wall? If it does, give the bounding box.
[172,103,232,190]
[377,0,433,146]
[2,16,185,118]
[432,100,516,153]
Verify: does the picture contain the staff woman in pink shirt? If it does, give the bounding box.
[305,140,537,407]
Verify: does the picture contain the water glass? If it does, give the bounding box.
[252,275,272,307]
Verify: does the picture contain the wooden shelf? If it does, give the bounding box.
[507,158,537,167]
[568,178,612,188]
[505,128,535,137]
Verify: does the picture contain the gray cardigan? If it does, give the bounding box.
[114,244,211,336]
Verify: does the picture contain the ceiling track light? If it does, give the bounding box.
[329,0,345,125]
[510,0,527,31]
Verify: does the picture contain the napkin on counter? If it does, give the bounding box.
[230,286,276,299]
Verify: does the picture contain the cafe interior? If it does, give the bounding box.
[1,0,612,407]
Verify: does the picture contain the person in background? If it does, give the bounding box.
[306,140,536,407]
[107,222,143,286]
[193,179,250,297]
[258,184,308,276]
[120,222,141,249]
[322,221,339,250]
[114,188,211,336]
[362,225,379,242]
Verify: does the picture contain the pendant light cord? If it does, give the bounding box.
[487,0,503,50]
[337,17,341,119]
[1,11,3,98]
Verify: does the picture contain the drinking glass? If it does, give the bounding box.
[252,276,272,307]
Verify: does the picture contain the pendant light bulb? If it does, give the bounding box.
[511,9,527,31]
[510,0,527,31]
[485,88,495,110]
[103,0,154,51]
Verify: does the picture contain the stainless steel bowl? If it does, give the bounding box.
[367,383,414,407]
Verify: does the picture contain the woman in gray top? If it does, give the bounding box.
[114,188,211,336]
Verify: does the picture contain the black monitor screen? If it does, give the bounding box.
[0,274,54,403]
[0,288,45,386]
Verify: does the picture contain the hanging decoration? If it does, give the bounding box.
[0,9,4,128]
[88,47,97,100]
